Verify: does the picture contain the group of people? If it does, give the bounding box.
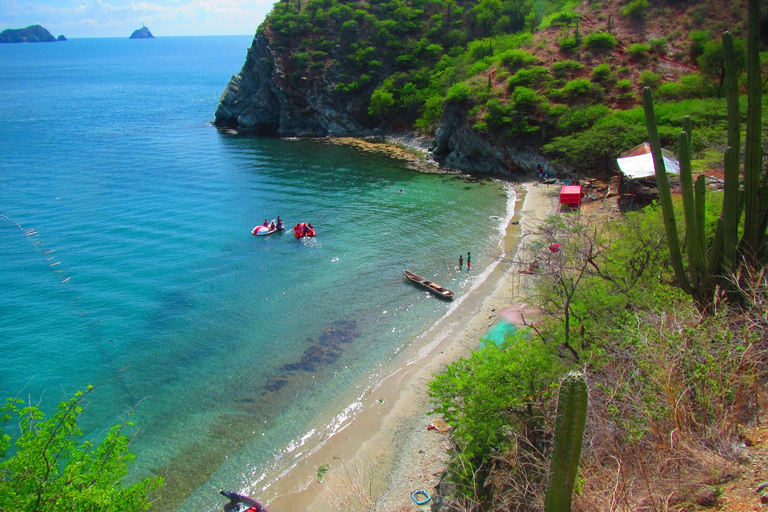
[459,251,471,270]
[261,216,284,231]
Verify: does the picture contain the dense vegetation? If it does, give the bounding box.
[429,197,767,510]
[0,387,161,511]
[260,0,764,175]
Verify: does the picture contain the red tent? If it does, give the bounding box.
[559,185,582,208]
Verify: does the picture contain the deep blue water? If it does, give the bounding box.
[0,36,511,510]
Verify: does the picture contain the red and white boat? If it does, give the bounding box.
[252,219,284,236]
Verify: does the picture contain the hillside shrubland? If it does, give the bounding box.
[428,198,768,511]
[259,0,765,175]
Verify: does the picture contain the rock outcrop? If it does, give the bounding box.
[130,25,154,39]
[214,31,548,174]
[214,32,374,137]
[57,35,67,41]
[0,25,58,43]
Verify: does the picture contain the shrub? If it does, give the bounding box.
[591,63,612,82]
[628,43,651,59]
[559,37,580,51]
[638,70,662,89]
[415,94,444,133]
[446,82,471,103]
[679,73,709,96]
[564,78,592,95]
[650,37,668,54]
[499,48,539,71]
[507,66,550,88]
[621,0,650,20]
[551,11,580,26]
[469,59,493,76]
[292,52,310,68]
[340,19,358,39]
[584,31,617,50]
[656,81,687,100]
[556,103,612,133]
[552,59,584,78]
[689,29,710,56]
[512,86,540,111]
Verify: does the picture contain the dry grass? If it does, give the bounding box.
[437,233,767,511]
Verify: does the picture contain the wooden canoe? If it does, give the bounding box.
[403,270,455,300]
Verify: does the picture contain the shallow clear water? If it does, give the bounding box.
[0,36,510,510]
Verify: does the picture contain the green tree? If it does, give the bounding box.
[368,88,395,125]
[698,37,747,90]
[0,387,161,512]
[429,334,564,496]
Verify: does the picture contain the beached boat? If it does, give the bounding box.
[403,270,455,300]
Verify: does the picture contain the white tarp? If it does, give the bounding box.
[617,152,680,179]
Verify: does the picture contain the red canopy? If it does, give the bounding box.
[559,185,582,207]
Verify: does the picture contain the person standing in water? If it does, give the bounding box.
[459,254,463,269]
[467,251,471,270]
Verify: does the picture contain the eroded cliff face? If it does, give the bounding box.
[434,103,545,174]
[214,32,374,137]
[214,32,546,174]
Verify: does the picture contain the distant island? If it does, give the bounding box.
[129,25,154,39]
[0,25,63,43]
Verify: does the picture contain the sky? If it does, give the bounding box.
[0,0,276,37]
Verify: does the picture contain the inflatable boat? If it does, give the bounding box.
[252,219,284,236]
[293,223,315,238]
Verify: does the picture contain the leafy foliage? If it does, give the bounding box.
[0,388,161,512]
[429,334,564,492]
[583,31,617,50]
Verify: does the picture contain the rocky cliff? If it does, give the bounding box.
[213,31,531,171]
[215,32,374,137]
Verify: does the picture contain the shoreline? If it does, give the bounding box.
[258,139,560,512]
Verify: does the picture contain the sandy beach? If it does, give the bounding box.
[254,159,561,511]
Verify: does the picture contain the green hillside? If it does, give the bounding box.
[0,24,58,43]
[255,0,764,175]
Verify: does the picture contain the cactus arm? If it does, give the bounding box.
[722,33,740,156]
[678,131,707,286]
[721,33,742,270]
[695,175,706,254]
[643,87,693,294]
[742,0,765,263]
[544,373,588,512]
[722,145,741,269]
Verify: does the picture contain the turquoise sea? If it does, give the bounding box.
[0,36,512,510]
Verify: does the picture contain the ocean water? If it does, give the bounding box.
[0,36,511,510]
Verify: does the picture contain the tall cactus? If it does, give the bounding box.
[544,372,588,512]
[740,0,767,265]
[643,0,765,309]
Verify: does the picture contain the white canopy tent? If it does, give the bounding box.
[617,152,680,179]
[616,142,680,179]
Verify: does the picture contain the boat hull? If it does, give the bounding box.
[403,270,454,300]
